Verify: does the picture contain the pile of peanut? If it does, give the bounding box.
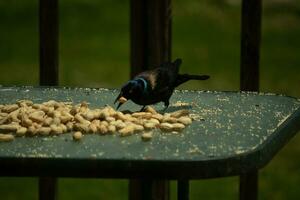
[0,100,192,142]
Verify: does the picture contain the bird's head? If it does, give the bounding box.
[114,79,146,110]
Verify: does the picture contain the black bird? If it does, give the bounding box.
[114,58,209,110]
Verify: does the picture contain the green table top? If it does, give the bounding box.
[0,86,300,179]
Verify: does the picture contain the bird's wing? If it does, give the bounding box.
[155,85,171,94]
[159,59,182,76]
[152,68,174,92]
[135,59,182,92]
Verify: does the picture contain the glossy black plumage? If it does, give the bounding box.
[114,58,209,110]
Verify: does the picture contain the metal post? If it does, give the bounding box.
[129,179,170,200]
[178,180,189,200]
[39,0,59,86]
[240,0,261,91]
[39,0,58,199]
[129,0,172,199]
[239,171,258,200]
[130,0,171,78]
[240,0,261,199]
[39,177,57,200]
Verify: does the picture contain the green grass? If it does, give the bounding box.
[0,0,300,199]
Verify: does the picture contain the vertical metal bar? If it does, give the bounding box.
[130,0,171,78]
[130,0,147,78]
[39,0,59,86]
[129,180,141,200]
[178,180,189,200]
[240,0,262,91]
[39,177,57,200]
[240,0,261,199]
[151,180,170,200]
[129,179,170,200]
[129,0,172,199]
[239,171,258,200]
[146,0,172,68]
[39,1,58,199]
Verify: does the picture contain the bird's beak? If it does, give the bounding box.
[114,92,127,110]
[114,92,123,104]
[116,102,123,110]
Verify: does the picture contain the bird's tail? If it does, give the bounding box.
[174,74,210,87]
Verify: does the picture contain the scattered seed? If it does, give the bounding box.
[16,127,27,136]
[144,122,157,129]
[1,104,18,113]
[38,127,52,136]
[73,131,83,141]
[144,106,157,114]
[141,132,153,141]
[0,133,15,142]
[172,123,185,131]
[170,110,189,118]
[159,123,173,132]
[177,116,192,125]
[0,99,193,141]
[119,125,135,136]
[107,125,116,133]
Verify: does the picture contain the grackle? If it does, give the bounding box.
[114,58,209,111]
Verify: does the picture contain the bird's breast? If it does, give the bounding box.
[130,89,173,106]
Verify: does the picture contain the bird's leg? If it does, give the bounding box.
[163,101,169,112]
[140,105,146,112]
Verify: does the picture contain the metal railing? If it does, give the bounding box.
[38,0,261,199]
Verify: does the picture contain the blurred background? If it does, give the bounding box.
[0,0,299,199]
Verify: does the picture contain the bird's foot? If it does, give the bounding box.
[163,106,169,112]
[163,101,169,112]
[140,106,146,112]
